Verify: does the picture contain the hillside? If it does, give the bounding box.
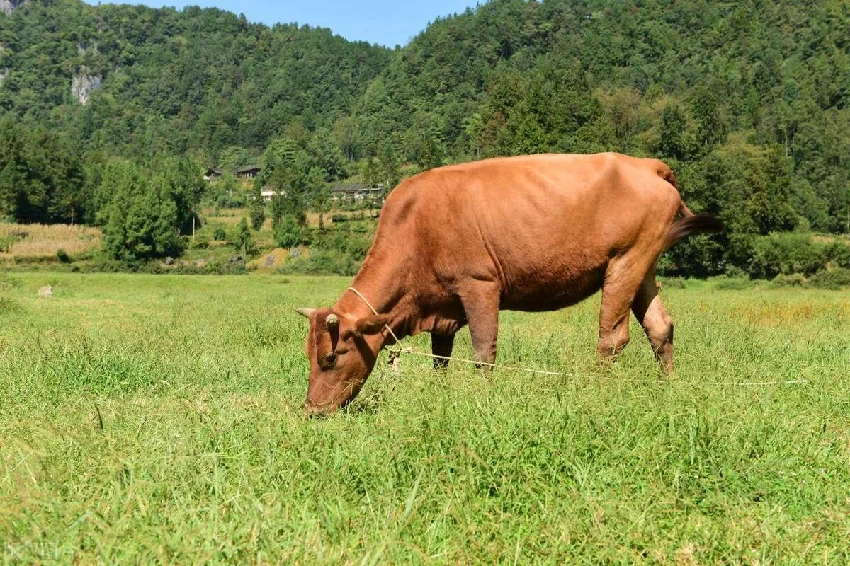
[0,0,391,158]
[354,0,849,226]
[1,0,849,276]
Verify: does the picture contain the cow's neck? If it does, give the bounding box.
[336,248,415,342]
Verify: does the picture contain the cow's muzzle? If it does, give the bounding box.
[301,401,339,418]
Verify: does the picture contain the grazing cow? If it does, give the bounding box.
[297,153,722,416]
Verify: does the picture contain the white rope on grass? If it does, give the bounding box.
[346,287,810,387]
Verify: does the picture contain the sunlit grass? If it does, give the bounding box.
[1,273,849,563]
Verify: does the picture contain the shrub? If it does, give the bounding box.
[713,277,755,291]
[190,234,210,249]
[0,296,20,315]
[747,233,850,279]
[808,268,850,290]
[0,236,14,253]
[215,192,247,209]
[232,218,256,258]
[172,261,248,275]
[274,216,304,248]
[771,273,806,287]
[213,227,227,241]
[724,265,748,279]
[279,250,361,276]
[658,277,687,289]
[56,249,72,263]
[315,228,374,260]
[249,198,265,230]
[0,273,21,290]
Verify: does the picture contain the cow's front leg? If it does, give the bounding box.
[430,333,455,369]
[459,282,500,367]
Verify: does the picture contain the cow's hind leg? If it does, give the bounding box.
[431,333,455,369]
[597,259,647,362]
[631,270,674,374]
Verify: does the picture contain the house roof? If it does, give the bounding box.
[332,183,383,193]
[234,165,261,174]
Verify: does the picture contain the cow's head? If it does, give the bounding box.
[297,307,389,416]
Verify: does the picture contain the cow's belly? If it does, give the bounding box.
[499,261,607,312]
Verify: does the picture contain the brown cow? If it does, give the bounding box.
[297,153,722,416]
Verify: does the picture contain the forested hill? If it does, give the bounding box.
[1,0,850,276]
[355,0,850,231]
[0,0,391,156]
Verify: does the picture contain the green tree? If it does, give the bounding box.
[360,157,381,188]
[249,192,266,231]
[654,104,692,162]
[273,215,303,248]
[689,86,727,150]
[332,116,362,161]
[99,161,184,260]
[269,192,286,230]
[0,119,87,224]
[210,172,244,208]
[233,217,256,257]
[218,146,256,173]
[4,0,850,278]
[311,184,332,232]
[376,140,401,189]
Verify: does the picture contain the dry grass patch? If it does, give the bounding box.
[248,247,292,271]
[0,223,101,260]
[731,300,850,328]
[201,208,250,226]
[811,234,850,245]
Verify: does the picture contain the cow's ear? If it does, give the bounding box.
[354,314,390,336]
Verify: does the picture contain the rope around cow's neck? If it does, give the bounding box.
[344,286,808,386]
[346,286,402,345]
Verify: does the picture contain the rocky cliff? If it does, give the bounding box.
[72,66,101,105]
[1,0,28,16]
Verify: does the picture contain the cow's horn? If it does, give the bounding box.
[296,308,316,319]
[326,313,339,329]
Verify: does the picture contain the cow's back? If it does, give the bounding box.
[377,153,682,311]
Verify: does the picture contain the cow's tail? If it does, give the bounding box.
[665,208,724,250]
[659,166,723,250]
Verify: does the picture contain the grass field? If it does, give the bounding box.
[1,272,849,564]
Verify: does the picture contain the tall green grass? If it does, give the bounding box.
[1,273,849,563]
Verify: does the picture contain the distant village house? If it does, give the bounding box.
[203,167,223,182]
[234,165,261,180]
[204,165,261,183]
[260,186,279,202]
[331,183,384,203]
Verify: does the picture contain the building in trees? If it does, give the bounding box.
[234,166,261,180]
[331,183,384,203]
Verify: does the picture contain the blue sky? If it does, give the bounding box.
[83,1,480,47]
